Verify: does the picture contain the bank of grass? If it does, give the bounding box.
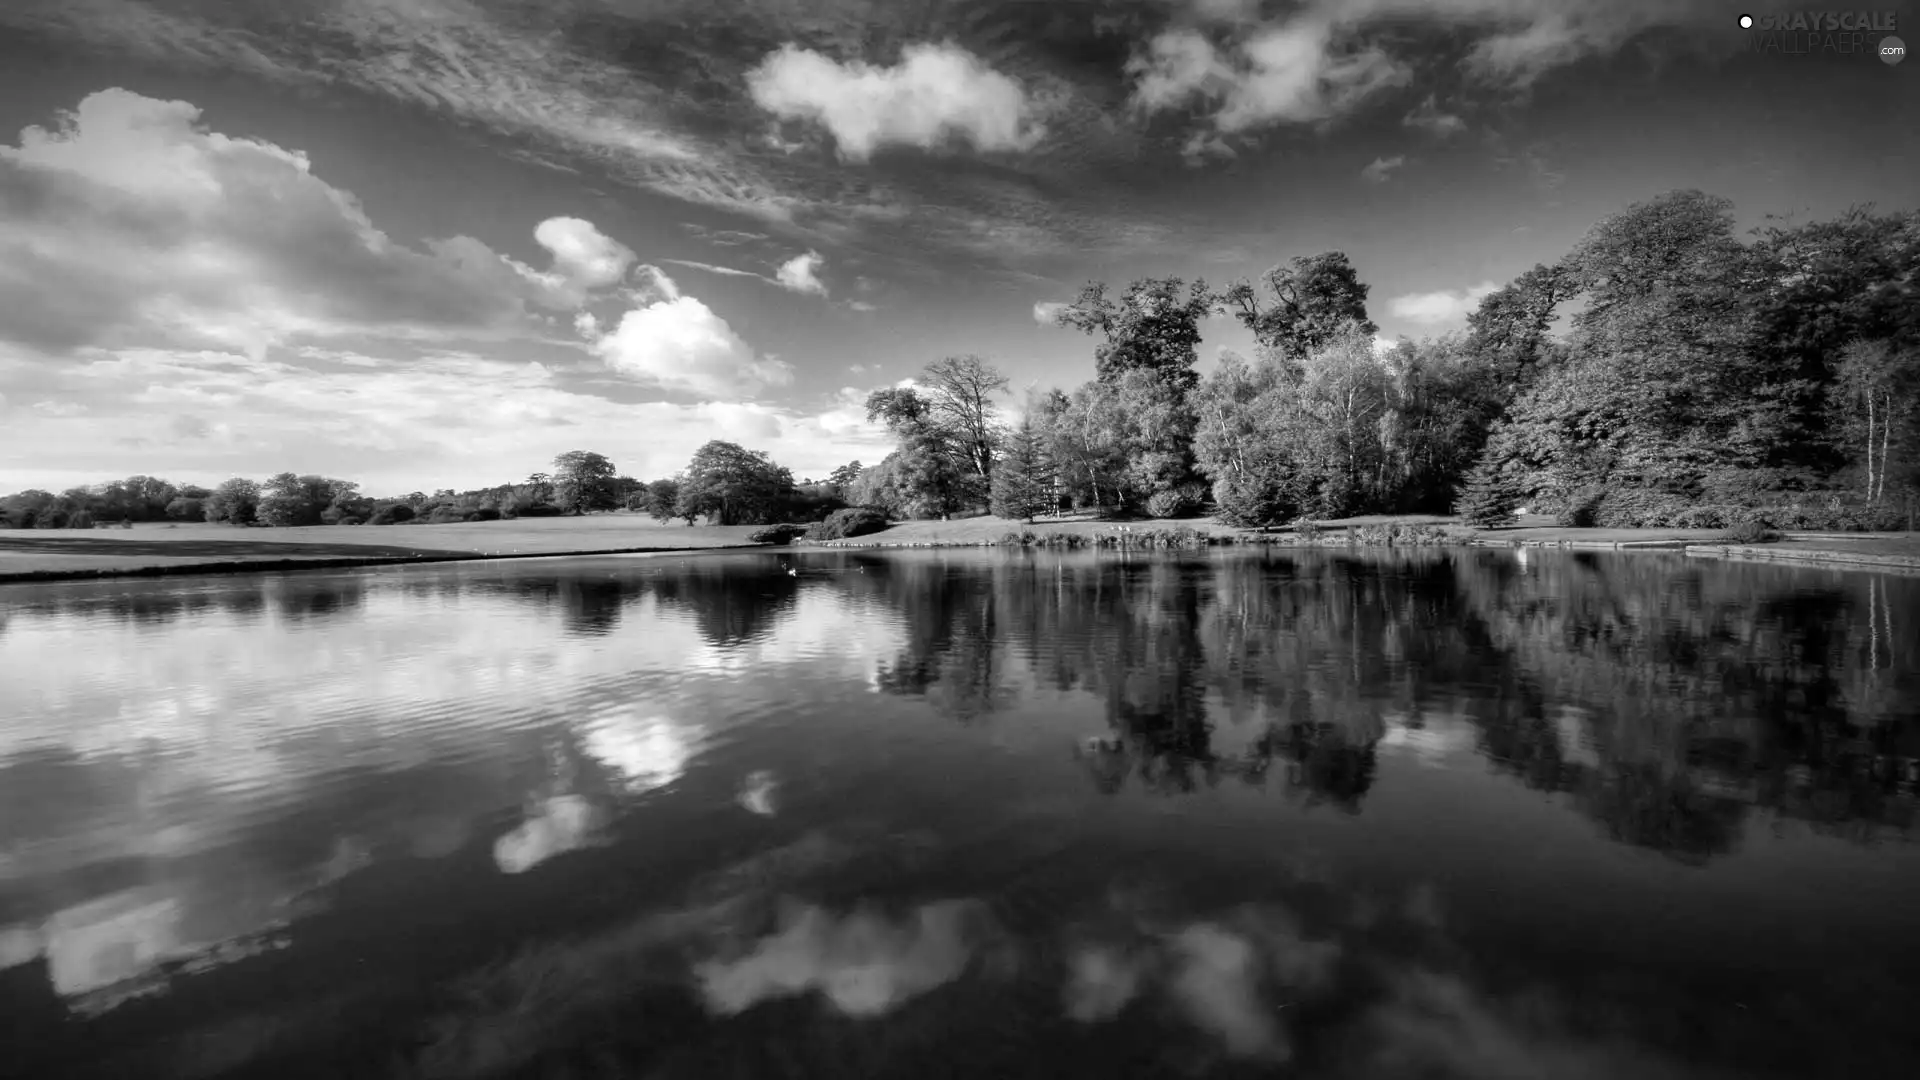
[0,515,764,583]
[5,510,1917,583]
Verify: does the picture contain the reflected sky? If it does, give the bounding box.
[1,549,1917,1078]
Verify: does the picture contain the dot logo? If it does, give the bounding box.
[1740,14,1754,28]
[1884,35,1907,64]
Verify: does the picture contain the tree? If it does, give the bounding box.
[551,450,619,515]
[990,417,1056,523]
[1465,262,1576,394]
[643,478,688,524]
[257,474,347,527]
[865,383,984,517]
[1831,339,1920,503]
[918,355,1010,480]
[1453,455,1525,528]
[204,478,261,525]
[676,441,794,526]
[1058,277,1218,392]
[828,461,865,491]
[1224,252,1377,364]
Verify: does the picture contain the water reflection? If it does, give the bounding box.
[1,549,1916,1077]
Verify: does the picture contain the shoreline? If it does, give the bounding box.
[0,543,764,585]
[4,524,1918,585]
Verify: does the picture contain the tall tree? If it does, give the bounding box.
[204,478,261,526]
[1465,262,1576,394]
[643,478,689,524]
[918,355,1010,480]
[865,383,983,517]
[1224,252,1377,364]
[676,441,794,526]
[1058,277,1218,392]
[551,450,619,515]
[827,460,865,491]
[989,416,1057,523]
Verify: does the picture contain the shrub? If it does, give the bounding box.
[1590,488,1693,528]
[1145,488,1200,519]
[1212,474,1293,530]
[748,524,806,544]
[465,508,502,522]
[66,510,95,529]
[804,507,890,541]
[368,503,417,526]
[337,516,365,527]
[515,503,566,518]
[1719,520,1779,544]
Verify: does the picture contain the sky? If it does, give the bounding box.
[0,0,1914,496]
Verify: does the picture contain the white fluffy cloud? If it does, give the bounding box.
[581,270,794,399]
[0,89,644,358]
[1387,281,1501,325]
[746,42,1048,161]
[506,217,638,307]
[775,251,828,297]
[1359,155,1405,183]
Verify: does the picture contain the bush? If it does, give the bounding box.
[516,503,566,518]
[66,510,95,529]
[1588,488,1693,528]
[804,507,890,541]
[465,507,502,522]
[1145,487,1200,519]
[749,524,806,544]
[1212,474,1294,530]
[368,503,417,526]
[1718,520,1779,544]
[337,516,365,527]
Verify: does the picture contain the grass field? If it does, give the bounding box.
[2,511,1916,583]
[0,515,764,582]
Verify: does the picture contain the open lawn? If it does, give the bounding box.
[0,514,764,582]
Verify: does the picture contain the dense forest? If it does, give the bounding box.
[5,190,1916,533]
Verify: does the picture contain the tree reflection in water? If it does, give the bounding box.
[856,549,1916,855]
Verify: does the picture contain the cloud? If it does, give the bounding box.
[1359,154,1406,183]
[694,899,995,1018]
[746,42,1049,162]
[846,301,878,313]
[0,347,892,495]
[1129,0,1726,144]
[581,269,793,399]
[1387,281,1501,325]
[661,259,763,279]
[1129,20,1409,134]
[1033,301,1070,325]
[0,89,644,358]
[775,251,828,297]
[1402,93,1468,137]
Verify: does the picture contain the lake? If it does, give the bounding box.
[2,548,1916,1079]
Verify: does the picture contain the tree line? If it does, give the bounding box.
[844,190,1917,531]
[5,190,1914,533]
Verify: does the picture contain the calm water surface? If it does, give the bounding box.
[2,548,1916,1079]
